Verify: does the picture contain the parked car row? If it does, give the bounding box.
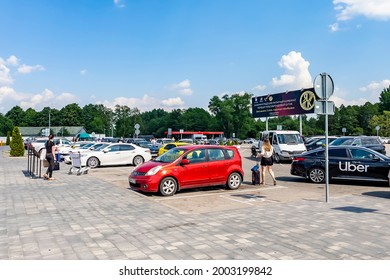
[25,133,390,197]
[305,135,386,155]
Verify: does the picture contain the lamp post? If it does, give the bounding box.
[48,109,51,136]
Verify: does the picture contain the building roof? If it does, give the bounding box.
[19,126,86,137]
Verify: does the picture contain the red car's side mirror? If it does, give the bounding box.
[181,158,190,165]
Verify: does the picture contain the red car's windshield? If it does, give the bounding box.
[154,147,189,163]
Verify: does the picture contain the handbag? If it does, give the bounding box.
[42,159,49,167]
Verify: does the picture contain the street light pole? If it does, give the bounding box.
[49,109,51,136]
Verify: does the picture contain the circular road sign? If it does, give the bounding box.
[314,73,334,99]
[134,123,140,129]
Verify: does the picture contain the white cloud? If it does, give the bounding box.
[170,79,193,96]
[0,64,13,85]
[359,79,390,101]
[17,64,45,74]
[18,89,79,112]
[80,69,87,75]
[0,86,19,112]
[97,94,184,112]
[0,86,18,102]
[253,85,267,91]
[329,23,340,32]
[6,55,20,66]
[328,81,390,108]
[271,51,312,90]
[330,95,368,107]
[114,0,125,8]
[162,97,185,107]
[359,79,390,92]
[333,0,390,21]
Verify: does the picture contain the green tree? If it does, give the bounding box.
[209,95,234,137]
[9,126,24,156]
[5,106,26,126]
[24,108,39,126]
[337,105,362,135]
[378,86,390,113]
[82,104,113,134]
[369,111,390,137]
[114,105,139,137]
[181,108,213,131]
[358,102,379,135]
[6,131,11,145]
[230,93,253,138]
[0,113,14,136]
[59,103,83,126]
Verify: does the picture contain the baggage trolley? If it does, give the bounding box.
[68,152,89,175]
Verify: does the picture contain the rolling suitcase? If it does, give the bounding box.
[53,161,60,171]
[251,163,261,185]
[252,170,260,185]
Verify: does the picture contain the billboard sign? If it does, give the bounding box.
[251,88,317,118]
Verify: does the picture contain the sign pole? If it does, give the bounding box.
[299,115,302,135]
[322,73,330,203]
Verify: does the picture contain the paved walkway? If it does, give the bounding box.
[1,146,390,260]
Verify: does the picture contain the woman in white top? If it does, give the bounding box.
[259,139,276,185]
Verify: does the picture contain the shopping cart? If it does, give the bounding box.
[68,152,89,175]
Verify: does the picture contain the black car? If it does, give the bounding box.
[305,136,338,151]
[329,136,386,155]
[290,146,390,183]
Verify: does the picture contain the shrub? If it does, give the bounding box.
[9,126,24,157]
[6,131,10,145]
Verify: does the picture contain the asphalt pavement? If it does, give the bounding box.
[1,145,390,260]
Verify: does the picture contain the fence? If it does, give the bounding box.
[26,146,43,178]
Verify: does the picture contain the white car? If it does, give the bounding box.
[64,143,109,163]
[31,137,73,156]
[79,143,152,168]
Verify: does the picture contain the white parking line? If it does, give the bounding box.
[220,195,266,205]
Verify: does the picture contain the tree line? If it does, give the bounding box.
[1,86,390,139]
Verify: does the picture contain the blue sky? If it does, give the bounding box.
[1,0,390,114]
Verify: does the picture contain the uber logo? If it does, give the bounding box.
[339,162,369,172]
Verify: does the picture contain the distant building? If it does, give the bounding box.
[19,126,87,138]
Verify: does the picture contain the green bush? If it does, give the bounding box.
[6,131,10,145]
[9,126,24,157]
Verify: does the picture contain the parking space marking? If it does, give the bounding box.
[153,185,287,201]
[220,194,266,205]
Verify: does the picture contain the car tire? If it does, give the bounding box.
[87,157,99,168]
[133,155,144,166]
[159,177,177,196]
[226,172,242,190]
[273,153,280,163]
[308,167,325,183]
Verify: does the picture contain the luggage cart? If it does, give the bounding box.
[68,152,89,175]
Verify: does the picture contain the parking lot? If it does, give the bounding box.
[2,144,390,260]
[88,144,390,214]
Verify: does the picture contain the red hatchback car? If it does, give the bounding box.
[128,145,244,196]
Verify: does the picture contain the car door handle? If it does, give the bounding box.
[351,161,361,164]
